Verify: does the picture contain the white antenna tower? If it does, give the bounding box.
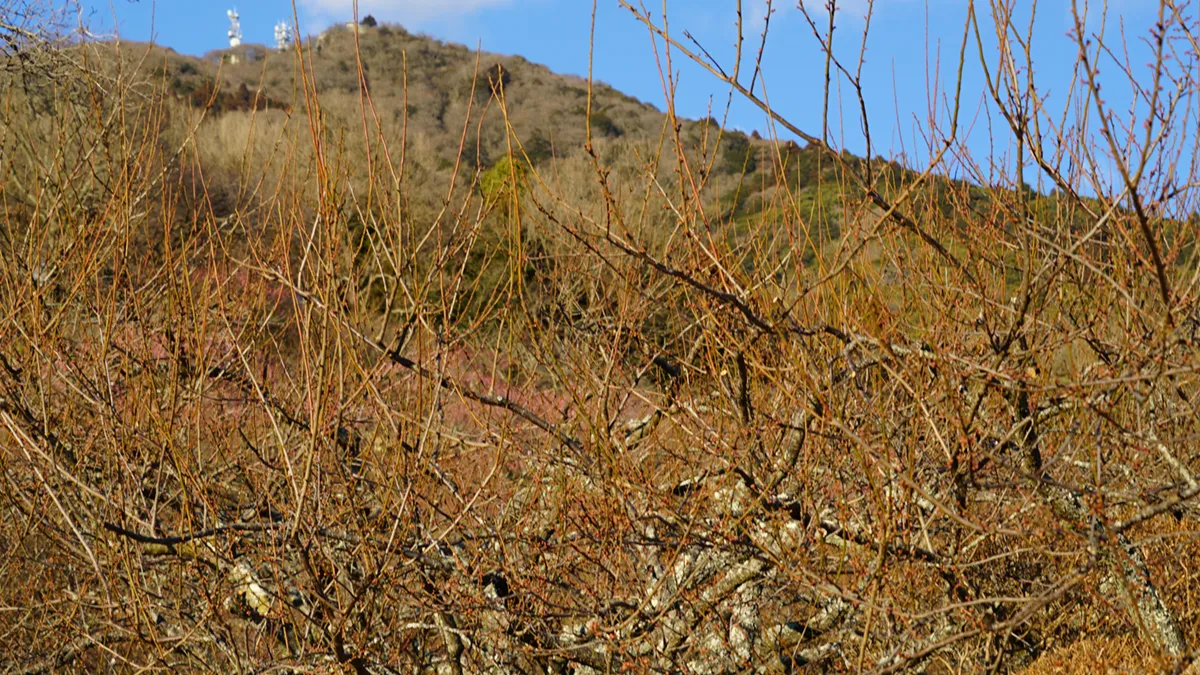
[227,8,242,49]
[274,20,292,51]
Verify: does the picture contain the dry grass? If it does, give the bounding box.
[4,0,1200,673]
[1022,636,1168,674]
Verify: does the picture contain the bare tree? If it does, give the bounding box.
[3,0,1200,673]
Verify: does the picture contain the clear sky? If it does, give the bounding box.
[80,1,1159,189]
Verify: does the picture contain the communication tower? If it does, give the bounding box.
[274,21,291,51]
[227,9,243,63]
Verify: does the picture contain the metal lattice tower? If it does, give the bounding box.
[274,21,291,51]
[227,9,242,49]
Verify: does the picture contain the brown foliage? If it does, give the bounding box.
[4,1,1200,673]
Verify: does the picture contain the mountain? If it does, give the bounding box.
[129,21,868,240]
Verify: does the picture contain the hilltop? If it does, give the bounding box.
[190,21,670,165]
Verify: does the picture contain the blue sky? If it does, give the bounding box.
[81,1,1159,188]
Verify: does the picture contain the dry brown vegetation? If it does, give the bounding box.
[5,0,1200,672]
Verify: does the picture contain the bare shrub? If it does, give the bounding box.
[4,1,1200,673]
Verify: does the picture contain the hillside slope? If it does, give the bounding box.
[128,21,883,233]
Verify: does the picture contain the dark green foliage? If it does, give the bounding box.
[235,82,251,107]
[457,64,511,101]
[721,132,756,174]
[361,15,378,27]
[590,109,622,137]
[487,63,511,95]
[785,143,821,187]
[523,132,554,165]
[173,76,288,114]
